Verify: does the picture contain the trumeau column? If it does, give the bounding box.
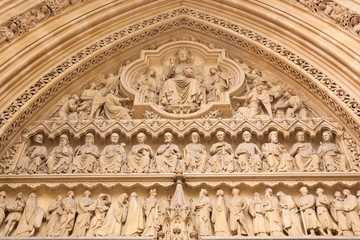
[1,1,360,239]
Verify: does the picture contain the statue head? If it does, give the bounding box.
[176,47,190,63]
[322,131,332,142]
[200,189,208,197]
[232,188,240,196]
[67,191,75,198]
[316,188,324,195]
[119,193,128,203]
[84,190,91,197]
[242,131,252,142]
[34,133,44,145]
[265,188,273,197]
[16,192,24,200]
[216,189,224,197]
[110,133,119,144]
[150,188,157,197]
[268,131,278,143]
[295,131,305,143]
[60,134,69,145]
[164,132,174,143]
[216,130,225,141]
[343,189,351,197]
[131,192,138,198]
[334,191,341,199]
[136,132,146,143]
[299,187,308,195]
[254,192,261,200]
[85,133,94,145]
[190,132,200,144]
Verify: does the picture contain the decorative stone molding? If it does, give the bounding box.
[0,7,359,156]
[0,0,91,47]
[292,0,360,37]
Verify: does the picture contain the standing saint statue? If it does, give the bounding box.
[99,133,126,173]
[211,189,230,237]
[72,190,96,237]
[44,195,63,237]
[123,192,145,237]
[298,187,326,236]
[235,131,263,172]
[72,133,100,173]
[95,193,128,237]
[290,131,320,172]
[249,192,267,237]
[0,191,6,226]
[184,132,208,172]
[52,191,77,237]
[159,47,203,111]
[315,188,341,236]
[3,192,26,237]
[142,188,161,237]
[264,188,283,237]
[276,191,304,236]
[127,132,153,173]
[228,188,250,236]
[47,134,73,173]
[330,191,352,236]
[87,194,111,236]
[155,132,181,172]
[13,193,45,237]
[195,189,212,237]
[342,189,360,236]
[209,130,235,173]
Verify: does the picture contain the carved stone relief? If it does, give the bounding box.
[0,25,360,240]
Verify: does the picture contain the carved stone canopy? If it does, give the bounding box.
[120,41,245,119]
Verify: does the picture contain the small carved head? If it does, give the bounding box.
[316,188,324,195]
[60,134,69,145]
[150,188,157,196]
[85,133,94,145]
[268,131,278,143]
[343,189,351,197]
[334,191,342,199]
[110,133,119,144]
[242,131,252,142]
[265,188,273,197]
[131,192,138,198]
[295,131,305,143]
[136,132,146,143]
[254,192,261,200]
[84,190,91,197]
[67,191,75,198]
[322,131,332,142]
[164,132,174,143]
[232,188,240,196]
[34,133,44,145]
[216,189,224,197]
[299,187,308,195]
[200,188,208,197]
[176,47,190,63]
[216,130,225,141]
[190,132,200,144]
[16,192,24,200]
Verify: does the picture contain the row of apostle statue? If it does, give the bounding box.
[8,129,351,175]
[1,187,360,237]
